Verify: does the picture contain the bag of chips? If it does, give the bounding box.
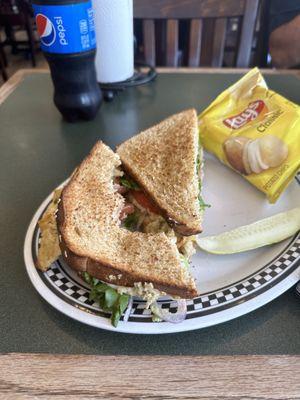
[199,67,300,203]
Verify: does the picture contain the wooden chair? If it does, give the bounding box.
[0,0,36,67]
[133,0,259,67]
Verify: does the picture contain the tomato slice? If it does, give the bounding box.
[131,190,161,214]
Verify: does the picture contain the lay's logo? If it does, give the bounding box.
[223,100,267,130]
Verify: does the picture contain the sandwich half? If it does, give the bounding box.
[116,108,205,258]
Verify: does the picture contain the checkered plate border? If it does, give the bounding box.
[33,226,300,323]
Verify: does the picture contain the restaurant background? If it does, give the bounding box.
[1,0,300,82]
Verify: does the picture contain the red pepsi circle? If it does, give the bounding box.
[36,14,56,47]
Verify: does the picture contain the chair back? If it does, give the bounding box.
[134,0,259,67]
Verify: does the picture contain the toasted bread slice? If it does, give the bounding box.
[57,141,197,299]
[117,109,202,235]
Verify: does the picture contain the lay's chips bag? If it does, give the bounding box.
[199,68,300,203]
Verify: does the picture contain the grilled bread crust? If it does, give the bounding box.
[117,109,202,236]
[57,141,198,299]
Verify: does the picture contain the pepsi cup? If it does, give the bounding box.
[32,0,102,122]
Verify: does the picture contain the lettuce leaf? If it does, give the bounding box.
[123,212,139,231]
[82,272,130,327]
[197,153,210,212]
[119,176,140,190]
[199,195,211,212]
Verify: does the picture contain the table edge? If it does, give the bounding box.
[1,67,299,105]
[0,68,48,105]
[0,354,299,399]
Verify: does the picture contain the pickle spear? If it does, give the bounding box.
[196,207,300,254]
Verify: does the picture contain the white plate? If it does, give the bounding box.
[24,154,300,334]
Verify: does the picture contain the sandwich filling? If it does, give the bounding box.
[115,172,197,260]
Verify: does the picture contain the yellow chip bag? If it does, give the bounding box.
[199,67,300,203]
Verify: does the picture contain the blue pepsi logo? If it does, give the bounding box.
[36,14,56,46]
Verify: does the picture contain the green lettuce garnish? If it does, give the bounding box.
[82,272,130,327]
[119,176,140,190]
[197,152,210,212]
[180,254,189,268]
[199,195,211,212]
[123,212,139,231]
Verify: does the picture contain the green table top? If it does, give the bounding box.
[0,71,299,354]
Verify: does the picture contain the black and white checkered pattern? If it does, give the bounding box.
[42,237,300,320]
[46,266,97,307]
